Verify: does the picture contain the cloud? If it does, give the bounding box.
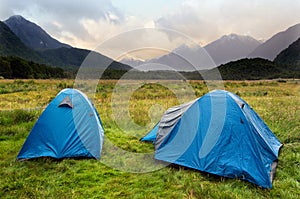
[155,0,300,45]
[0,0,178,59]
[1,0,300,59]
[0,0,126,48]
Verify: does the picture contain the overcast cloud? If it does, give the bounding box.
[0,0,127,48]
[0,0,300,58]
[156,0,300,45]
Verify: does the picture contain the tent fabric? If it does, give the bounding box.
[140,123,159,143]
[17,88,104,160]
[141,99,196,143]
[141,90,282,188]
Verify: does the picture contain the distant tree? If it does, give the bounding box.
[0,58,12,78]
[0,56,66,79]
[10,57,33,78]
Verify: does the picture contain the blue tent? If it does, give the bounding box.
[140,123,159,143]
[17,88,104,160]
[142,90,282,188]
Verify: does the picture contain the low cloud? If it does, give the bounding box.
[155,0,300,45]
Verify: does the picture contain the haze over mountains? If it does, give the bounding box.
[138,44,216,71]
[121,24,300,71]
[122,34,261,71]
[146,35,262,70]
[249,23,300,60]
[204,34,261,66]
[0,15,300,76]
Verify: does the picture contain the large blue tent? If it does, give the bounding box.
[17,88,104,160]
[142,90,282,188]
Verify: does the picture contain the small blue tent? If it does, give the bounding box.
[17,88,104,160]
[142,90,282,188]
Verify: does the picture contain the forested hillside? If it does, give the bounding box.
[0,56,65,79]
[274,37,300,70]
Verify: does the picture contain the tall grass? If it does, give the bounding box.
[0,79,299,198]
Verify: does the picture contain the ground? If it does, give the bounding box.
[0,79,299,198]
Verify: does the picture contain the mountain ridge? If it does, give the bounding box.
[0,21,42,61]
[248,23,300,60]
[204,33,261,66]
[274,37,300,70]
[2,14,300,78]
[0,16,131,71]
[4,15,71,50]
[121,34,262,71]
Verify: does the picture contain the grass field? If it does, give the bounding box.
[0,79,299,198]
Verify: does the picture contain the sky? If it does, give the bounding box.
[0,0,300,59]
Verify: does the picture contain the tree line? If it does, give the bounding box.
[1,56,299,80]
[0,56,65,79]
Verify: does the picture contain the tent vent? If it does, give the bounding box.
[59,96,73,108]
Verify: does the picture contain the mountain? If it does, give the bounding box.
[0,15,131,71]
[0,21,41,61]
[120,57,144,68]
[274,37,300,70]
[146,44,213,71]
[137,44,216,71]
[249,23,300,60]
[38,47,132,70]
[4,15,71,50]
[127,34,261,71]
[204,34,261,66]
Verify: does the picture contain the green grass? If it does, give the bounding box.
[0,79,299,198]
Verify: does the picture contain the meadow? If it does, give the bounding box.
[0,79,299,198]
